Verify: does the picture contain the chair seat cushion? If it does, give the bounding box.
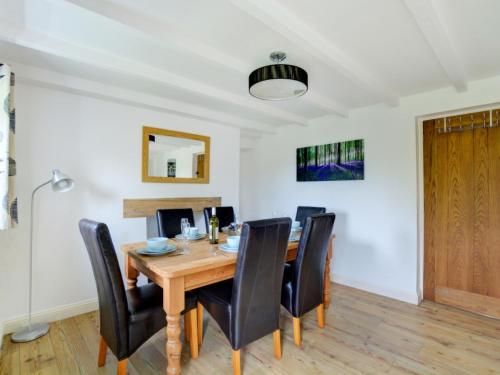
[127,284,198,320]
[127,283,165,354]
[198,279,233,341]
[127,283,198,354]
[127,283,163,322]
[281,262,295,316]
[184,291,198,312]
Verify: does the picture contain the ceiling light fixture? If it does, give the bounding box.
[249,52,308,100]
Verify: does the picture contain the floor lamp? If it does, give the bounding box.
[11,169,74,343]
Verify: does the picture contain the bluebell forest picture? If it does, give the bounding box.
[296,139,364,181]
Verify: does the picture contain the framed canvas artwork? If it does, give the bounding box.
[297,139,364,181]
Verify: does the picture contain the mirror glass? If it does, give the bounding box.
[143,127,210,183]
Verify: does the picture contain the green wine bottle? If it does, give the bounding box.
[209,207,219,244]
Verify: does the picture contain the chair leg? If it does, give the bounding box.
[317,303,325,328]
[117,358,127,375]
[184,313,191,343]
[98,336,107,367]
[292,317,301,346]
[197,302,203,345]
[273,329,281,359]
[189,309,199,358]
[232,349,241,375]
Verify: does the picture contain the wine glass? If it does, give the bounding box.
[180,218,190,254]
[233,211,242,234]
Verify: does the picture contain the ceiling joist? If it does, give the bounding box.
[61,0,348,118]
[62,0,251,73]
[403,0,468,92]
[0,25,308,128]
[44,0,309,126]
[229,0,400,107]
[0,42,277,136]
[14,62,277,135]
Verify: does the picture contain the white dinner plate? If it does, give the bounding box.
[137,244,177,256]
[219,243,238,253]
[174,233,206,241]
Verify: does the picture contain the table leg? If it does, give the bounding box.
[125,254,139,289]
[323,235,335,309]
[164,277,185,375]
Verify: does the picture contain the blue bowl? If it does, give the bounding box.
[227,236,240,249]
[147,237,168,251]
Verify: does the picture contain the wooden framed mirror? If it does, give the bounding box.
[142,126,210,183]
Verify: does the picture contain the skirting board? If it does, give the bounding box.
[2,298,98,337]
[333,273,419,305]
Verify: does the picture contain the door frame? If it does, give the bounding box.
[416,102,500,304]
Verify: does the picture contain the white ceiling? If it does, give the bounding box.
[1,0,500,137]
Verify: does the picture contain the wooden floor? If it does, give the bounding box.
[2,283,500,375]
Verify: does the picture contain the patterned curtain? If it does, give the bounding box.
[0,63,18,230]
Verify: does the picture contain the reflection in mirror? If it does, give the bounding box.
[148,134,205,178]
[142,127,210,183]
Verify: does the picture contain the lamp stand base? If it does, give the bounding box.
[11,323,50,343]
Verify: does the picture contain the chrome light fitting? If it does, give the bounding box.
[249,52,308,100]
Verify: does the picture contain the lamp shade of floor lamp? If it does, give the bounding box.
[11,169,74,343]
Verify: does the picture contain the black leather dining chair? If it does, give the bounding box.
[203,206,235,232]
[295,206,326,228]
[281,212,335,346]
[197,218,291,375]
[157,208,195,238]
[79,219,199,375]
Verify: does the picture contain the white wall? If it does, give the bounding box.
[240,74,500,304]
[0,82,240,329]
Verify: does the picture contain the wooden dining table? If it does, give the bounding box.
[121,233,335,375]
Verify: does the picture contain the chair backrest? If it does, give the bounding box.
[79,219,129,359]
[203,206,235,232]
[230,217,291,350]
[292,213,336,316]
[156,208,195,238]
[295,206,326,228]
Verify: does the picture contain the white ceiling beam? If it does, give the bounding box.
[240,129,263,140]
[5,59,277,135]
[240,135,259,150]
[0,26,308,127]
[305,92,348,117]
[403,0,468,92]
[60,0,348,118]
[228,0,400,106]
[60,0,251,73]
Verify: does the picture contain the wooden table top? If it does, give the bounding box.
[121,233,301,278]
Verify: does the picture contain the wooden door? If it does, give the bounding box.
[196,154,205,178]
[423,110,500,318]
